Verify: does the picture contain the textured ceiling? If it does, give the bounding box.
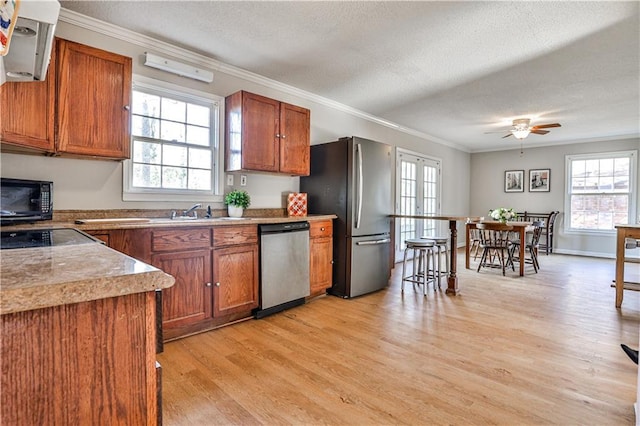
[59,1,640,152]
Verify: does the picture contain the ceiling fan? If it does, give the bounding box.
[489,118,562,140]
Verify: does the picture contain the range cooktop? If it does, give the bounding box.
[0,228,102,250]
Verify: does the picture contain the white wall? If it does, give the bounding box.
[0,17,471,230]
[470,138,640,257]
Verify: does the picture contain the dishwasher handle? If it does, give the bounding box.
[356,238,391,246]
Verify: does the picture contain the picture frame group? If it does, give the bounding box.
[504,169,550,192]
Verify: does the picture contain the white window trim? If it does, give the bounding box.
[563,150,637,235]
[122,75,225,202]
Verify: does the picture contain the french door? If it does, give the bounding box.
[395,149,442,262]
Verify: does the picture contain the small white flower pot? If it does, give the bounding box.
[228,205,244,218]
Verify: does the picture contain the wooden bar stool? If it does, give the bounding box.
[422,236,448,289]
[401,239,436,295]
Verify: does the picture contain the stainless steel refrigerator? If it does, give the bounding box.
[300,136,392,298]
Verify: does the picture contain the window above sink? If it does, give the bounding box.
[122,76,225,203]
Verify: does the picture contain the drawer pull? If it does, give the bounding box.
[206,282,212,287]
[215,282,221,287]
[320,227,325,231]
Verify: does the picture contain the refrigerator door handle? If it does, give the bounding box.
[356,143,363,229]
[356,238,391,246]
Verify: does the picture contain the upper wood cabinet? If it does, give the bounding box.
[55,39,132,159]
[0,43,56,152]
[0,38,132,160]
[225,90,310,176]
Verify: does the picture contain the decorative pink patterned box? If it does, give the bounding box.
[287,192,307,217]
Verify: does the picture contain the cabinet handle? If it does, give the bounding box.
[206,282,212,287]
[215,282,221,287]
[320,227,325,231]
[123,105,130,111]
[276,133,280,138]
[281,134,286,139]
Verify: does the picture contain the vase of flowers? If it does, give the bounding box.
[489,207,516,223]
[224,190,251,218]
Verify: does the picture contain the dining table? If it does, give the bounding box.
[465,220,534,276]
[390,214,482,295]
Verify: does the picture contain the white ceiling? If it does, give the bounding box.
[59,1,640,152]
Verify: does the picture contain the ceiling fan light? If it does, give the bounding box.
[512,129,531,139]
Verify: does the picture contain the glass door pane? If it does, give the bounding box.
[395,150,441,262]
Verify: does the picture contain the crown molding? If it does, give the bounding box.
[58,8,467,153]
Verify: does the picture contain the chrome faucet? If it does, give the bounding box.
[182,203,202,218]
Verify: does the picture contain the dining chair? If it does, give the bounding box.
[508,220,544,273]
[475,222,515,276]
[469,228,482,260]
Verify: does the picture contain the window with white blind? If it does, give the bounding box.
[123,77,223,202]
[565,150,637,233]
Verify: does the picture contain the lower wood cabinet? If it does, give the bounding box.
[309,220,334,297]
[88,225,259,340]
[213,242,259,317]
[152,248,213,329]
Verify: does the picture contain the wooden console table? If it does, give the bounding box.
[614,224,640,308]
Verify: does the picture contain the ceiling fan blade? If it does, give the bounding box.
[531,129,550,135]
[531,123,561,130]
[501,133,513,139]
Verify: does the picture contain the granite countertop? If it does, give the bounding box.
[0,243,175,315]
[1,214,337,232]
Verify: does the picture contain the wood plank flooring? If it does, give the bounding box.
[158,251,640,425]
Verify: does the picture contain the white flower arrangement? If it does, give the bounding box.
[489,207,517,222]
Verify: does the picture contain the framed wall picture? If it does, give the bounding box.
[504,170,524,192]
[529,169,550,192]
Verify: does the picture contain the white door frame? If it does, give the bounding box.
[394,148,443,263]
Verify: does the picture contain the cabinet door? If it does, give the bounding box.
[152,249,212,329]
[279,102,310,176]
[241,92,280,172]
[55,39,132,159]
[310,237,333,296]
[212,244,259,316]
[0,48,55,152]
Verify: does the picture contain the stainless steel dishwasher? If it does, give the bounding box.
[255,221,310,319]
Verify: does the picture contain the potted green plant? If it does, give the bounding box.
[224,190,251,218]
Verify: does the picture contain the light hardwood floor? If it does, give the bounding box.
[158,251,640,425]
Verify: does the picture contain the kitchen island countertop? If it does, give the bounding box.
[0,242,175,315]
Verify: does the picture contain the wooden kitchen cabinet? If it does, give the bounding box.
[309,220,333,297]
[0,44,56,152]
[150,228,213,330]
[212,226,259,316]
[56,39,132,158]
[89,225,259,340]
[0,38,132,160]
[225,90,310,175]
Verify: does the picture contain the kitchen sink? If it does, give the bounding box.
[147,217,252,224]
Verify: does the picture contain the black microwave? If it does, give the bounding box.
[0,178,53,225]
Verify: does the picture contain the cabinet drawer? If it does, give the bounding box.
[151,228,211,252]
[309,220,333,238]
[213,225,258,247]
